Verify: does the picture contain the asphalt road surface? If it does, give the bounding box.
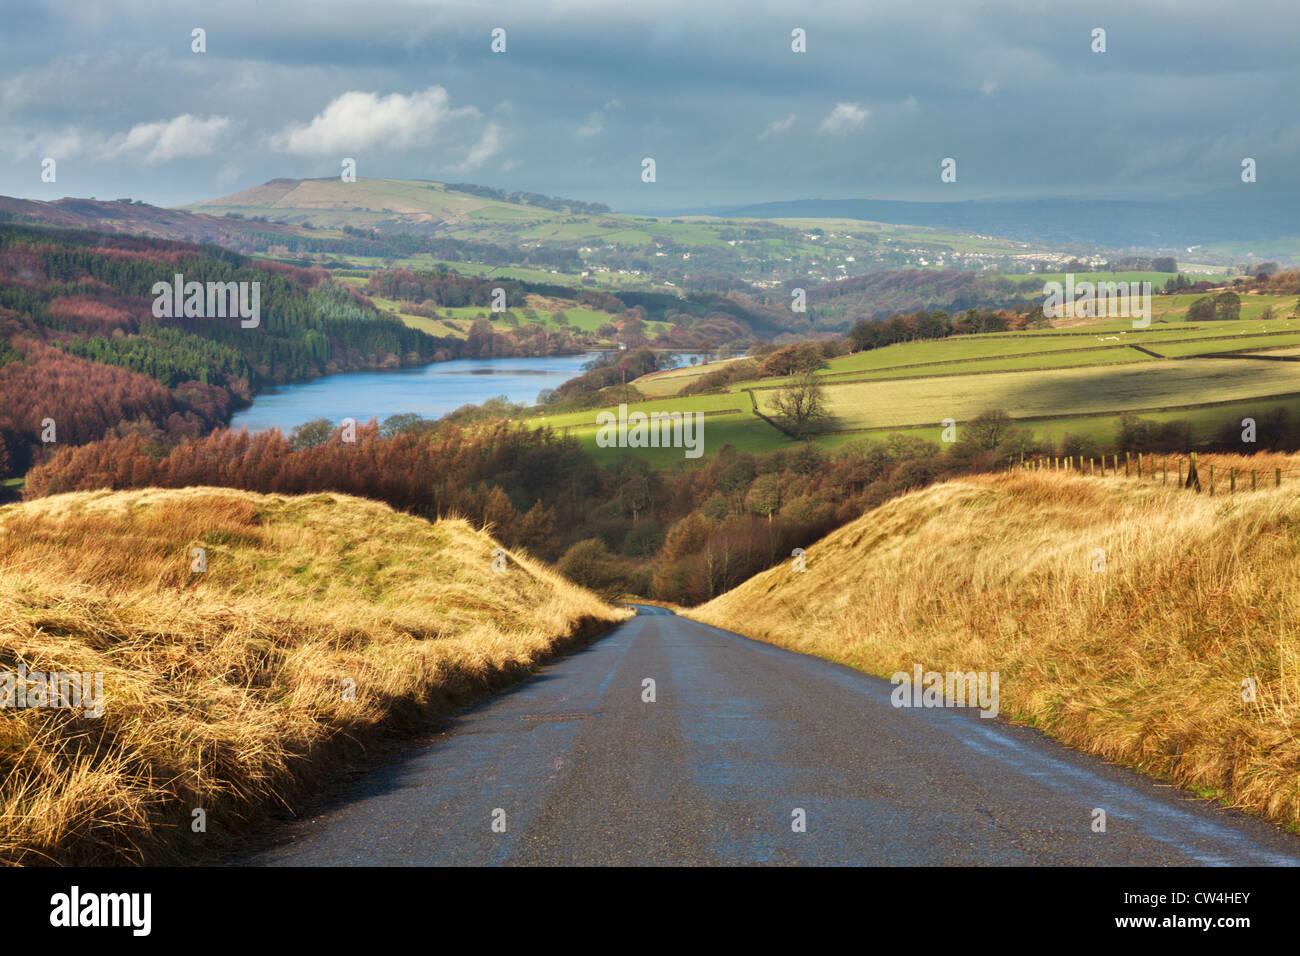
[246,606,1300,866]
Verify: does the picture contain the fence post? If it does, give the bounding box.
[1125,451,1130,477]
[1230,468,1236,494]
[1113,454,1119,475]
[1178,458,1183,486]
[1210,464,1215,496]
[1277,468,1282,487]
[1090,457,1095,476]
[1137,454,1142,479]
[1163,454,1168,484]
[1252,469,1257,491]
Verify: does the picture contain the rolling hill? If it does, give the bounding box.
[0,486,627,864]
[689,465,1300,828]
[181,177,1104,287]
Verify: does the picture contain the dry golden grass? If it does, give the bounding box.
[690,466,1300,828]
[0,486,628,865]
[1076,451,1300,480]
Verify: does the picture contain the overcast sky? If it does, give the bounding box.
[3,0,1298,211]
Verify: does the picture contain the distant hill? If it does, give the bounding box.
[710,191,1300,249]
[0,194,308,247]
[185,177,600,236]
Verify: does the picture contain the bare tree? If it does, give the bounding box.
[771,373,830,438]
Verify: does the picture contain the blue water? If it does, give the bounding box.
[228,352,705,433]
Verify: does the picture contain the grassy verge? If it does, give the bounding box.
[689,465,1300,829]
[0,486,629,865]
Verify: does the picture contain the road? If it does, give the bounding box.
[246,607,1300,866]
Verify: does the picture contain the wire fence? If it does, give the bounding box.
[1011,451,1300,494]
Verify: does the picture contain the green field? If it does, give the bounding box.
[764,359,1300,431]
[336,275,646,341]
[527,310,1300,467]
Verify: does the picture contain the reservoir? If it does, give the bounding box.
[229,352,702,433]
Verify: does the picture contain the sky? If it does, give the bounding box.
[2,0,1299,211]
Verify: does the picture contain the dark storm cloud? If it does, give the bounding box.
[2,0,1299,209]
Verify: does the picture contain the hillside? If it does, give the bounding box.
[0,222,633,480]
[187,177,572,233]
[0,486,627,864]
[536,302,1300,466]
[0,195,312,248]
[0,223,453,475]
[689,465,1300,827]
[181,177,1095,287]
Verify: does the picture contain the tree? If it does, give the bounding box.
[1213,291,1241,321]
[962,409,1016,450]
[1186,296,1216,322]
[290,418,335,450]
[1061,433,1100,461]
[948,409,1031,468]
[745,472,783,521]
[771,373,830,438]
[380,413,427,439]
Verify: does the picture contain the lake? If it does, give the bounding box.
[228,352,701,433]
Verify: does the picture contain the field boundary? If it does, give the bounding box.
[801,327,1300,382]
[801,390,1300,438]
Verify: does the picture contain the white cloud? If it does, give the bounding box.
[758,113,796,141]
[107,114,232,164]
[43,128,84,159]
[452,122,503,171]
[271,86,476,155]
[818,102,868,135]
[980,79,999,96]
[4,125,84,160]
[578,98,622,138]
